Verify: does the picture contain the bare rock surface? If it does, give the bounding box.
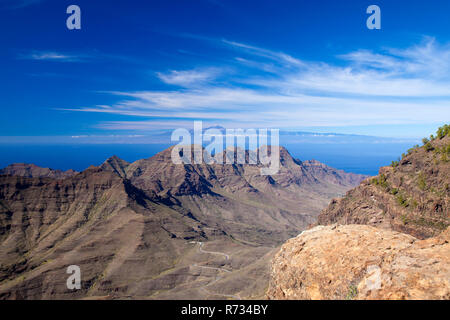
[267,224,450,300]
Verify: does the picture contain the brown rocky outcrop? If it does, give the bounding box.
[267,224,450,300]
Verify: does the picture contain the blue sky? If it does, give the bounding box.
[1,0,449,143]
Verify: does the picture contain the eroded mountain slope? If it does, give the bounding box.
[0,145,365,299]
[318,132,449,239]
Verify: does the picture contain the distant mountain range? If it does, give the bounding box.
[0,145,366,299]
[0,163,78,179]
[0,128,420,145]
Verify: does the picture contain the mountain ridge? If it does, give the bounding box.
[0,145,365,299]
[0,163,78,180]
[317,130,449,239]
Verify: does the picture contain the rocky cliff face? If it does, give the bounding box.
[0,145,364,299]
[267,224,450,300]
[0,167,198,299]
[301,160,365,187]
[268,125,450,300]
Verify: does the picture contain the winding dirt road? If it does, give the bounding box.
[191,241,241,300]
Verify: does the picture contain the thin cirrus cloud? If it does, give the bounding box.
[157,68,221,87]
[68,37,450,132]
[222,39,304,67]
[19,51,86,62]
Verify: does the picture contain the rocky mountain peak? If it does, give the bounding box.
[100,155,130,178]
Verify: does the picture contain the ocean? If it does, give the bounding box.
[0,141,417,176]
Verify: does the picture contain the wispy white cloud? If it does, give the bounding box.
[253,38,450,97]
[67,37,450,133]
[19,51,85,62]
[336,37,450,89]
[157,68,221,87]
[222,39,304,67]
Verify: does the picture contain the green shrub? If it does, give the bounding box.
[378,174,389,189]
[417,173,427,190]
[401,214,408,225]
[346,285,358,300]
[436,124,450,139]
[433,145,450,155]
[396,193,408,207]
[422,137,430,145]
[424,142,434,152]
[372,174,394,190]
